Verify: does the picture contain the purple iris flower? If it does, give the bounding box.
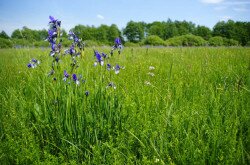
[94,50,104,66]
[95,51,102,62]
[63,70,69,81]
[51,43,56,51]
[72,74,77,81]
[49,16,56,23]
[70,45,75,55]
[107,63,111,71]
[27,58,40,68]
[115,38,121,45]
[32,59,37,63]
[49,16,61,27]
[27,63,32,68]
[72,74,80,85]
[64,70,69,78]
[55,56,59,62]
[85,91,89,96]
[102,52,107,58]
[114,64,120,74]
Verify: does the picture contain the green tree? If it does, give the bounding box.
[123,21,145,43]
[195,25,211,40]
[0,31,10,39]
[108,24,121,44]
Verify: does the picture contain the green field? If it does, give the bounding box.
[0,47,250,164]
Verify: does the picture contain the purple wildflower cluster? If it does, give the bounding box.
[93,37,125,89]
[65,31,85,72]
[46,16,62,75]
[26,16,126,97]
[27,58,40,68]
[110,37,122,56]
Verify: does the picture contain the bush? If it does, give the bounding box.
[143,35,165,46]
[0,38,13,48]
[34,41,50,47]
[208,36,239,46]
[246,41,250,46]
[166,34,207,46]
[12,39,33,47]
[223,38,239,46]
[208,36,224,46]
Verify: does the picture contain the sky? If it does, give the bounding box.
[0,0,249,36]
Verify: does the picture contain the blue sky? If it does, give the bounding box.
[0,0,249,36]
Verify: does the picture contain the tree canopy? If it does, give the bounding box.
[1,19,249,48]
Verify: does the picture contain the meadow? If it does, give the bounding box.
[0,47,249,164]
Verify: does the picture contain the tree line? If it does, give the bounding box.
[0,19,250,48]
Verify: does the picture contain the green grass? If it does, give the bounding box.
[0,47,250,164]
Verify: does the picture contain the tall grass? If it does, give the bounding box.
[0,47,249,164]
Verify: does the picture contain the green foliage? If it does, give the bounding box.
[195,25,212,40]
[208,36,238,46]
[223,38,239,46]
[123,21,145,43]
[0,38,13,48]
[143,35,166,46]
[213,20,250,45]
[84,40,102,47]
[208,36,224,46]
[5,19,250,47]
[0,31,10,39]
[72,24,122,45]
[166,34,207,46]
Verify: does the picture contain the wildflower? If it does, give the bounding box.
[85,91,89,96]
[27,63,32,68]
[72,74,80,85]
[27,58,40,68]
[147,72,155,77]
[145,81,151,86]
[111,37,122,55]
[149,66,155,70]
[68,31,85,50]
[102,52,107,58]
[107,63,111,71]
[106,82,116,89]
[55,56,60,62]
[115,38,122,45]
[49,16,61,28]
[155,158,160,163]
[114,64,120,74]
[94,50,104,66]
[63,70,69,81]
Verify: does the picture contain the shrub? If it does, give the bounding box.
[143,35,165,46]
[208,36,224,46]
[0,38,13,48]
[246,41,250,46]
[166,34,207,46]
[223,38,239,46]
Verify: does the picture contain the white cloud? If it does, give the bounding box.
[201,0,224,4]
[97,14,104,20]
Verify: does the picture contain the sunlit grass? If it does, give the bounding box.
[0,47,249,164]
